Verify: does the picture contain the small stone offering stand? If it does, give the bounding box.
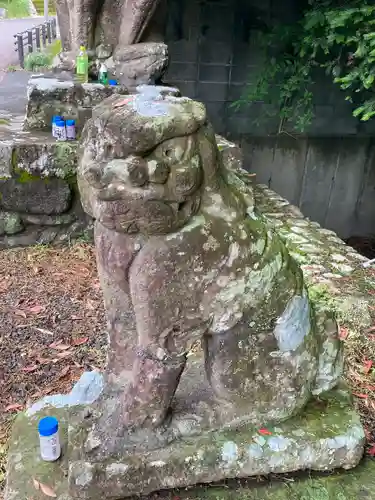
[4,81,372,500]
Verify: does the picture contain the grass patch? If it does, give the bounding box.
[0,0,29,18]
[6,65,18,72]
[24,39,62,71]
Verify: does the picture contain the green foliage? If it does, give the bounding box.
[24,51,51,71]
[24,40,61,71]
[234,0,375,133]
[0,0,29,18]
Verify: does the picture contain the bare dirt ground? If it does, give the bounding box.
[0,243,107,490]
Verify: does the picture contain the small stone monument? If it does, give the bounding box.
[5,86,365,500]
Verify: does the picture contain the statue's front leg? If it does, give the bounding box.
[70,0,98,51]
[55,0,98,69]
[120,243,203,430]
[120,344,187,429]
[94,221,140,388]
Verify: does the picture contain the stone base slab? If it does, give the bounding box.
[5,380,364,500]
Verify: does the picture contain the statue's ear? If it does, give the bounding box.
[195,123,221,187]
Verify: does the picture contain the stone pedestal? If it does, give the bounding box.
[4,370,364,500]
[24,75,128,132]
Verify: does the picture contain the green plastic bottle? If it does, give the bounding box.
[76,46,88,83]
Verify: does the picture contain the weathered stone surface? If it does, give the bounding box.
[54,0,169,87]
[0,211,23,235]
[0,178,72,215]
[183,459,375,499]
[0,217,92,249]
[24,76,128,132]
[4,381,365,500]
[55,0,161,56]
[0,120,91,248]
[67,385,364,498]
[113,42,168,88]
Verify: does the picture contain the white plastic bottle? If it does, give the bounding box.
[55,119,67,142]
[66,119,76,140]
[38,416,61,462]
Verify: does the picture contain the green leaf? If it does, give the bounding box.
[353,106,365,117]
[364,75,375,89]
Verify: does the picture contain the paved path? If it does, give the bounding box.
[0,16,46,69]
[0,17,57,115]
[0,70,30,115]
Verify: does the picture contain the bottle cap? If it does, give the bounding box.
[108,80,117,86]
[66,120,75,126]
[52,116,62,123]
[56,120,65,126]
[79,45,85,51]
[38,416,58,437]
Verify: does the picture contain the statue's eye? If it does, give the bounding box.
[164,148,173,158]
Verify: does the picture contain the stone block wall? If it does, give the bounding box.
[159,0,375,239]
[162,0,372,137]
[0,133,90,248]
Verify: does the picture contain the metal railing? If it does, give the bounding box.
[14,18,57,68]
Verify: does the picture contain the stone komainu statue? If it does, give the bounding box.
[78,86,343,438]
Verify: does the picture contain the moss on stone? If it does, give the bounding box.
[307,284,337,315]
[52,142,78,179]
[180,459,375,499]
[14,168,43,184]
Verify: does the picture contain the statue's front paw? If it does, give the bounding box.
[113,42,168,88]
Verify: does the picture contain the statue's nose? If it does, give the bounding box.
[97,156,149,188]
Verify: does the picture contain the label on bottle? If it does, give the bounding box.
[39,433,61,462]
[76,57,86,75]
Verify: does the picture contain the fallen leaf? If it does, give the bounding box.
[113,96,134,108]
[71,315,83,320]
[339,327,349,340]
[367,326,375,332]
[258,428,272,436]
[5,403,23,412]
[58,366,70,378]
[27,305,45,314]
[14,309,27,318]
[86,299,96,310]
[56,350,74,358]
[33,327,54,336]
[363,359,373,375]
[72,337,89,346]
[368,444,375,456]
[353,393,369,399]
[364,427,372,441]
[36,356,52,365]
[50,341,70,351]
[0,279,11,293]
[22,365,38,373]
[368,335,375,341]
[32,478,40,490]
[39,482,57,498]
[92,279,101,290]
